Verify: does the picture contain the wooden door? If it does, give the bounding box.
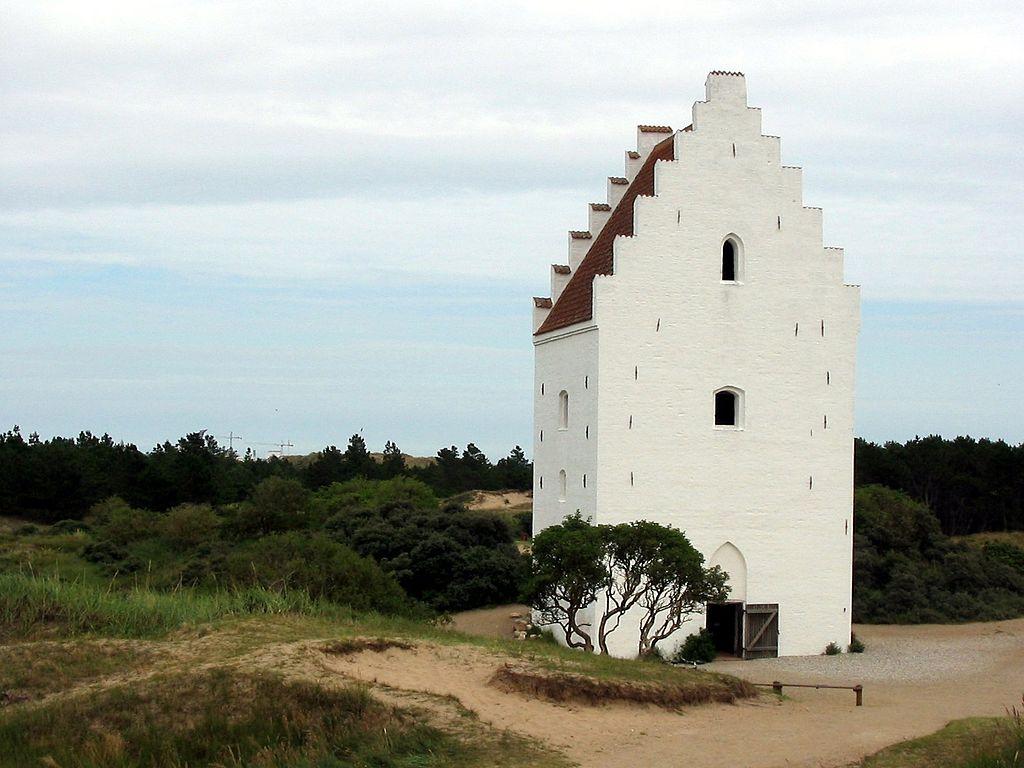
[743,603,779,659]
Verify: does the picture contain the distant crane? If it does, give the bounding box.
[252,440,295,457]
[217,432,244,451]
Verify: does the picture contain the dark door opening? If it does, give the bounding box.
[706,602,743,657]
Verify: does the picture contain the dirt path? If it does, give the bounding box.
[327,618,1024,768]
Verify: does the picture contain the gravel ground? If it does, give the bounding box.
[706,620,1023,684]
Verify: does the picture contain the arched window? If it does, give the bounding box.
[714,387,744,428]
[558,390,569,429]
[721,235,742,282]
[558,470,567,501]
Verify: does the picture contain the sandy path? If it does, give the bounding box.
[325,618,1024,768]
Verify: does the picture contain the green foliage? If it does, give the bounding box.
[87,497,157,546]
[983,541,1024,574]
[0,426,532,525]
[824,641,842,655]
[856,436,1024,535]
[0,571,345,640]
[853,486,1024,623]
[526,513,607,652]
[224,533,415,616]
[229,476,310,537]
[674,628,717,664]
[527,515,725,657]
[848,634,866,653]
[158,503,219,550]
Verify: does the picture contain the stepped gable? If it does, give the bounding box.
[536,132,676,335]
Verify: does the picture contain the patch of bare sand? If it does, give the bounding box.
[466,491,532,512]
[323,618,1024,768]
[450,604,531,640]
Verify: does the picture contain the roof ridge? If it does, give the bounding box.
[536,132,676,336]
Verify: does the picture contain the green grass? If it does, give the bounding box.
[0,570,359,640]
[0,667,566,768]
[0,640,158,700]
[861,715,1024,767]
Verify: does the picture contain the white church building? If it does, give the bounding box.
[531,72,860,659]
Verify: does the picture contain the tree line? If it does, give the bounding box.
[856,435,1024,535]
[0,427,531,524]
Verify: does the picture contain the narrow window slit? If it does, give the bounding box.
[732,142,736,157]
[821,319,825,336]
[777,215,781,229]
[634,365,638,381]
[722,239,737,281]
[585,425,589,439]
[809,476,813,490]
[795,322,799,336]
[826,371,830,385]
[656,318,661,332]
[628,415,633,429]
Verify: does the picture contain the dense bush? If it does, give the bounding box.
[673,628,717,664]
[320,481,528,612]
[853,485,1024,623]
[159,503,219,550]
[224,533,413,615]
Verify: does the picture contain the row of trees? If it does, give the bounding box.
[526,515,727,657]
[856,436,1024,534]
[0,427,532,524]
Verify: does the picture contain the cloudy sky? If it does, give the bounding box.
[2,0,1022,459]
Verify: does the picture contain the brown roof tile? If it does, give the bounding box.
[626,151,641,159]
[709,70,744,76]
[536,132,676,335]
[569,230,592,239]
[638,125,673,133]
[589,203,611,211]
[533,297,553,308]
[608,176,628,185]
[552,264,571,275]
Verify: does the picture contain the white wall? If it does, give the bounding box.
[533,72,860,659]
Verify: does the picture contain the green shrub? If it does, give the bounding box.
[984,541,1024,574]
[13,523,40,536]
[81,540,143,575]
[159,503,219,550]
[848,634,865,653]
[224,532,415,615]
[227,477,311,538]
[46,519,90,535]
[673,628,717,664]
[824,641,842,655]
[87,497,157,545]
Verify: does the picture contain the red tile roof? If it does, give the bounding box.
[536,131,676,336]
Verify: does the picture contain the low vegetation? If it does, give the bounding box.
[854,486,1024,623]
[490,663,754,709]
[0,666,562,768]
[860,703,1024,767]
